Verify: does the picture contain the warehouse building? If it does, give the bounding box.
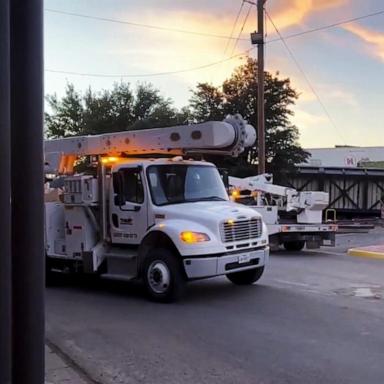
[288,146,384,218]
[303,146,384,168]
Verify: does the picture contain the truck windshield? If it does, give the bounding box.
[147,164,229,206]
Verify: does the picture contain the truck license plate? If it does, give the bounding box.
[238,254,251,264]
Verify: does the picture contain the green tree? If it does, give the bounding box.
[188,83,224,122]
[189,57,309,178]
[45,60,308,180]
[45,83,84,137]
[45,82,182,138]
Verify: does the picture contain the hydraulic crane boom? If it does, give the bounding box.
[228,174,336,250]
[45,114,256,175]
[229,174,330,224]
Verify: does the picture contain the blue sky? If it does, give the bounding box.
[44,0,384,148]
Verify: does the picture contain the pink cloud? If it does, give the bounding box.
[268,0,348,30]
[343,23,384,61]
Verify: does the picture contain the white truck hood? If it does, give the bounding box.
[152,200,267,257]
[156,201,261,223]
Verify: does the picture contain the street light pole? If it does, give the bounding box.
[0,0,12,383]
[251,0,266,174]
[10,0,45,383]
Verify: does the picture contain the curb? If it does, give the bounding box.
[347,246,384,260]
[46,339,101,384]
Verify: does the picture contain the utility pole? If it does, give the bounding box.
[10,0,45,383]
[1,1,45,382]
[251,0,266,174]
[0,0,12,383]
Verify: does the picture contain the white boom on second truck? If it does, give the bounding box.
[44,115,269,301]
[229,174,337,251]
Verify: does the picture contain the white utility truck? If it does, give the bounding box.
[229,174,337,251]
[44,115,269,301]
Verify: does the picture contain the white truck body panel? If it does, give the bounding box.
[45,202,66,256]
[64,206,98,258]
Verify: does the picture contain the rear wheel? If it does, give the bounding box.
[143,248,186,302]
[283,240,305,251]
[226,266,264,285]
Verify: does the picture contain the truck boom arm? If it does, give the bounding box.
[45,114,256,175]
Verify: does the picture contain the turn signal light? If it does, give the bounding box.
[231,190,240,199]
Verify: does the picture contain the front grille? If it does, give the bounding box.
[220,217,262,243]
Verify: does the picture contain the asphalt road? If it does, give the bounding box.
[46,230,384,384]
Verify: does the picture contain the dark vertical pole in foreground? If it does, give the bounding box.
[10,1,45,383]
[257,0,265,174]
[0,0,12,383]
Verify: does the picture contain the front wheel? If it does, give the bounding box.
[226,266,264,285]
[143,248,186,302]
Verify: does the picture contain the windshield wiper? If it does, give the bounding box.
[186,196,227,202]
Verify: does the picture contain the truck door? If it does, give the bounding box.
[110,166,147,245]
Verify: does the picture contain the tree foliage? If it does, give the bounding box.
[45,58,309,177]
[45,82,184,138]
[188,58,309,178]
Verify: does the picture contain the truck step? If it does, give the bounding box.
[104,247,138,260]
[105,248,138,276]
[100,273,136,282]
[105,253,137,261]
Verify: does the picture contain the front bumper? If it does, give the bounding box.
[183,246,269,279]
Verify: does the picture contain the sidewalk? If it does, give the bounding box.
[45,344,91,384]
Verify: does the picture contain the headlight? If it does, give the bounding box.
[230,189,240,200]
[180,231,210,243]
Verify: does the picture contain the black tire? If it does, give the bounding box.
[143,248,186,303]
[226,266,264,285]
[283,240,305,251]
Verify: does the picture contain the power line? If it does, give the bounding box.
[45,7,384,45]
[267,9,384,44]
[230,3,253,56]
[266,11,347,144]
[214,1,247,85]
[45,48,254,78]
[44,8,384,81]
[45,8,248,41]
[223,1,246,56]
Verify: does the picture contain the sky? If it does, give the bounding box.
[44,0,384,148]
